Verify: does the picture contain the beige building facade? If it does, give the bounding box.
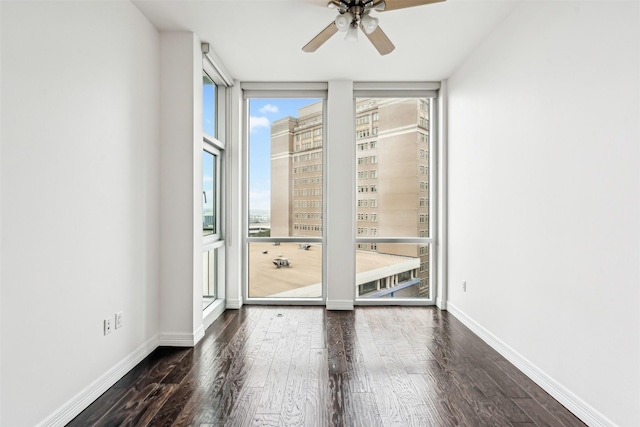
[270,98,430,298]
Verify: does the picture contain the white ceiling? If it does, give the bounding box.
[132,0,519,82]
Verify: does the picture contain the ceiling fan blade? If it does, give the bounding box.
[362,25,395,55]
[302,22,339,53]
[380,0,446,12]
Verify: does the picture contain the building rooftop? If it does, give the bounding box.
[248,241,418,298]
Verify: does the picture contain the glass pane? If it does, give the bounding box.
[203,74,216,137]
[203,150,216,236]
[249,98,324,238]
[203,249,217,309]
[248,98,324,298]
[356,243,430,299]
[248,242,322,298]
[355,98,430,238]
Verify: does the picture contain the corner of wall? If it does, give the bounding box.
[36,336,159,427]
[447,303,617,427]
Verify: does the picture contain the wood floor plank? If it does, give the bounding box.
[251,413,280,426]
[434,356,515,426]
[224,386,262,427]
[423,359,485,426]
[92,383,172,427]
[123,384,178,427]
[255,322,297,414]
[66,387,129,426]
[327,373,346,427]
[478,357,532,399]
[173,309,267,425]
[196,314,271,424]
[243,338,277,388]
[145,376,200,427]
[326,311,348,376]
[344,392,384,427]
[70,306,586,427]
[408,373,460,427]
[309,308,326,349]
[339,311,372,393]
[305,348,329,426]
[357,310,406,425]
[495,360,587,427]
[513,397,569,427]
[279,334,311,426]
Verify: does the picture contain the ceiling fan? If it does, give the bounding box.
[303,0,446,56]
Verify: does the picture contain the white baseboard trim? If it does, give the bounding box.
[193,325,205,345]
[447,303,616,427]
[37,335,159,427]
[326,299,354,310]
[226,298,243,309]
[158,330,202,347]
[203,299,226,331]
[436,298,447,310]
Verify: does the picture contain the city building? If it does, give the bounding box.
[270,98,431,297]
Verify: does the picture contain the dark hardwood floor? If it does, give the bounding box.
[68,306,586,426]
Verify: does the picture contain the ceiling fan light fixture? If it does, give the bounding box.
[345,25,359,42]
[304,0,445,55]
[335,12,353,32]
[361,14,379,34]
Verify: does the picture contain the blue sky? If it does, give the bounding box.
[203,82,216,217]
[202,150,214,214]
[249,98,321,212]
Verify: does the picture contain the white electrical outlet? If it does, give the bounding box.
[104,318,113,335]
[115,311,123,329]
[462,280,467,292]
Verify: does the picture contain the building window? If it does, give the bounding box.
[358,281,378,296]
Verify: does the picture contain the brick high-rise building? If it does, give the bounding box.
[270,98,430,298]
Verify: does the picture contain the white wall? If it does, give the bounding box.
[0,1,160,425]
[226,82,244,309]
[158,31,205,345]
[326,80,356,309]
[447,2,639,426]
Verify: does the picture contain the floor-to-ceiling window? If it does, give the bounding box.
[244,85,327,302]
[241,83,438,306]
[202,59,228,311]
[353,96,436,303]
